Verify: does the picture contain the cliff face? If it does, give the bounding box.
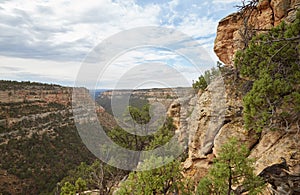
[97,87,195,130]
[184,1,300,193]
[183,69,259,179]
[214,0,300,65]
[99,88,193,107]
[183,68,300,193]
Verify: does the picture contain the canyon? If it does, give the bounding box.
[0,81,115,194]
[0,0,299,194]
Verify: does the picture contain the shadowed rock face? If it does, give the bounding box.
[258,158,300,194]
[214,0,300,65]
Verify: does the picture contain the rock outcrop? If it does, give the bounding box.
[183,68,259,179]
[214,0,300,65]
[185,2,300,191]
[258,157,300,194]
[182,68,300,193]
[168,94,197,146]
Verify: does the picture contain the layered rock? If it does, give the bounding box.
[97,87,195,134]
[0,80,114,194]
[167,93,197,146]
[185,2,300,192]
[0,86,72,105]
[98,87,193,108]
[182,68,300,194]
[183,69,258,179]
[214,0,300,65]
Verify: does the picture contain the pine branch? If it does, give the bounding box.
[264,35,300,44]
[235,0,259,12]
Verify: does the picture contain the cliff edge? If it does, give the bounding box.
[214,0,300,65]
[184,1,300,193]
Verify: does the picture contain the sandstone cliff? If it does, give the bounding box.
[97,87,195,131]
[214,0,300,65]
[98,88,193,108]
[183,1,300,193]
[183,67,300,193]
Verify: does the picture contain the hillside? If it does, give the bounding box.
[0,80,118,194]
[0,80,195,194]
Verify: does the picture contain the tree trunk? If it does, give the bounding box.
[228,165,232,195]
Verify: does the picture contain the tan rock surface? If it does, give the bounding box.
[214,0,300,65]
[249,131,300,175]
[183,69,300,192]
[183,1,300,192]
[187,76,226,160]
[213,121,258,157]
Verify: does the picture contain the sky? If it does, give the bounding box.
[0,0,241,89]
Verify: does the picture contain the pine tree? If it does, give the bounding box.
[116,116,191,195]
[197,138,265,195]
[192,66,221,91]
[235,10,300,132]
[61,182,76,195]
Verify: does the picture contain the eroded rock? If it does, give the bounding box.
[214,0,300,65]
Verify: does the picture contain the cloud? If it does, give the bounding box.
[0,0,238,88]
[100,62,194,89]
[90,47,208,89]
[0,0,161,62]
[0,56,80,86]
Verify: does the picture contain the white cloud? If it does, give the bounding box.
[177,15,218,38]
[0,0,237,88]
[92,47,211,89]
[0,56,80,86]
[0,0,161,60]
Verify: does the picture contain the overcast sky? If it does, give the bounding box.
[0,0,241,89]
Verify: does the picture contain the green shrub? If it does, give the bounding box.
[235,10,300,132]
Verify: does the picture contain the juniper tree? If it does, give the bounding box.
[197,138,265,195]
[235,10,300,132]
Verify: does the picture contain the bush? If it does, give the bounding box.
[197,138,265,195]
[192,65,221,91]
[235,10,300,132]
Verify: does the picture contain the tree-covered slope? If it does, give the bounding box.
[0,80,96,194]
